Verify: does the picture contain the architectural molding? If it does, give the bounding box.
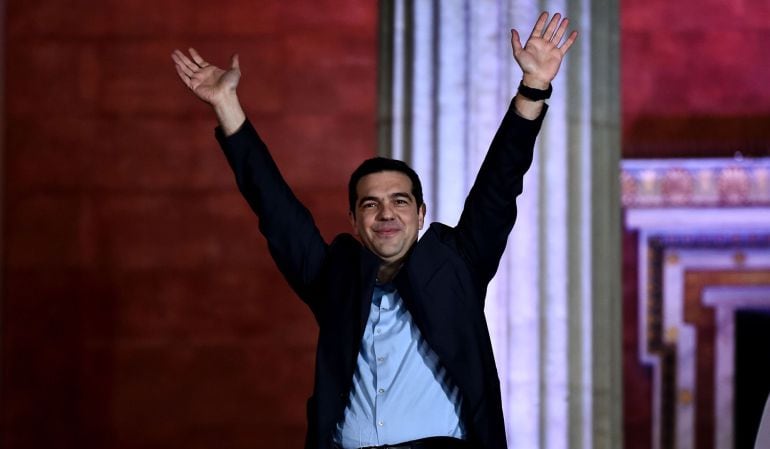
[625,159,770,449]
[621,158,770,208]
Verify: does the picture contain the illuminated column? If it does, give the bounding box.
[378,0,621,448]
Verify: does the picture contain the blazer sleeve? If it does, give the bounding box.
[216,119,328,316]
[454,100,546,286]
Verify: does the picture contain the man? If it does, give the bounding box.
[172,11,576,449]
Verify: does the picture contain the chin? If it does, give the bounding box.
[373,248,401,261]
[374,252,397,261]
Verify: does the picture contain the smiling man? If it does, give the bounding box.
[172,11,576,449]
[348,159,426,283]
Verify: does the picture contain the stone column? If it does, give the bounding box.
[377,0,621,448]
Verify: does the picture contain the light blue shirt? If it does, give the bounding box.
[335,282,465,448]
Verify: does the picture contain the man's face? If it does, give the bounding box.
[349,170,426,264]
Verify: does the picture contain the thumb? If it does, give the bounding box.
[230,53,240,70]
[510,29,523,56]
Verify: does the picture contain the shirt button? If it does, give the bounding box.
[378,388,385,394]
[377,357,385,363]
[375,328,382,335]
[378,421,384,427]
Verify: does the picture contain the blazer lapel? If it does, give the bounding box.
[357,246,380,337]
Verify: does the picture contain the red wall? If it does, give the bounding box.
[622,0,770,158]
[1,1,377,448]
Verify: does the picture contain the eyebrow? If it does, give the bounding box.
[391,192,412,201]
[357,192,413,206]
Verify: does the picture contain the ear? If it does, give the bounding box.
[418,203,426,230]
[349,211,360,237]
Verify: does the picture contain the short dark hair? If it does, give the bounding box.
[348,157,424,213]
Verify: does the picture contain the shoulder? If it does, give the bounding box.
[419,222,456,245]
[410,222,461,266]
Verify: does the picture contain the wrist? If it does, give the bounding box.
[517,81,552,102]
[211,90,239,113]
[521,75,551,90]
[212,92,246,136]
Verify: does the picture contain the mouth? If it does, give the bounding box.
[374,228,401,238]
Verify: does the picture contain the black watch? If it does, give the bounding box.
[517,81,553,101]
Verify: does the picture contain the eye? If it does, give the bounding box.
[361,201,377,209]
[395,198,409,206]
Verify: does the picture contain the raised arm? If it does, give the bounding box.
[171,48,328,317]
[511,12,578,119]
[455,12,577,286]
[172,48,246,135]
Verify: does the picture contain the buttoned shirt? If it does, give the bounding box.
[334,282,465,448]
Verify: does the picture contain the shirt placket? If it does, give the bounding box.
[371,289,392,443]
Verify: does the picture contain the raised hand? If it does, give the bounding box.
[172,48,241,106]
[511,12,578,89]
[171,48,245,135]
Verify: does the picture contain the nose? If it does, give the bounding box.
[377,203,395,220]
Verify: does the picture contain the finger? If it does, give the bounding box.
[173,49,198,72]
[173,49,199,73]
[530,11,548,39]
[552,18,569,44]
[230,53,240,70]
[189,48,209,68]
[543,13,562,41]
[173,64,193,89]
[559,30,579,54]
[510,29,523,56]
[171,52,196,78]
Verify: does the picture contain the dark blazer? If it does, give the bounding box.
[216,101,545,449]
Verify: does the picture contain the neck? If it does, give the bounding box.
[376,260,402,284]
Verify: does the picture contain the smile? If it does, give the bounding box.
[374,229,400,237]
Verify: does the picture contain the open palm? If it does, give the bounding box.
[172,48,240,106]
[511,12,577,87]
